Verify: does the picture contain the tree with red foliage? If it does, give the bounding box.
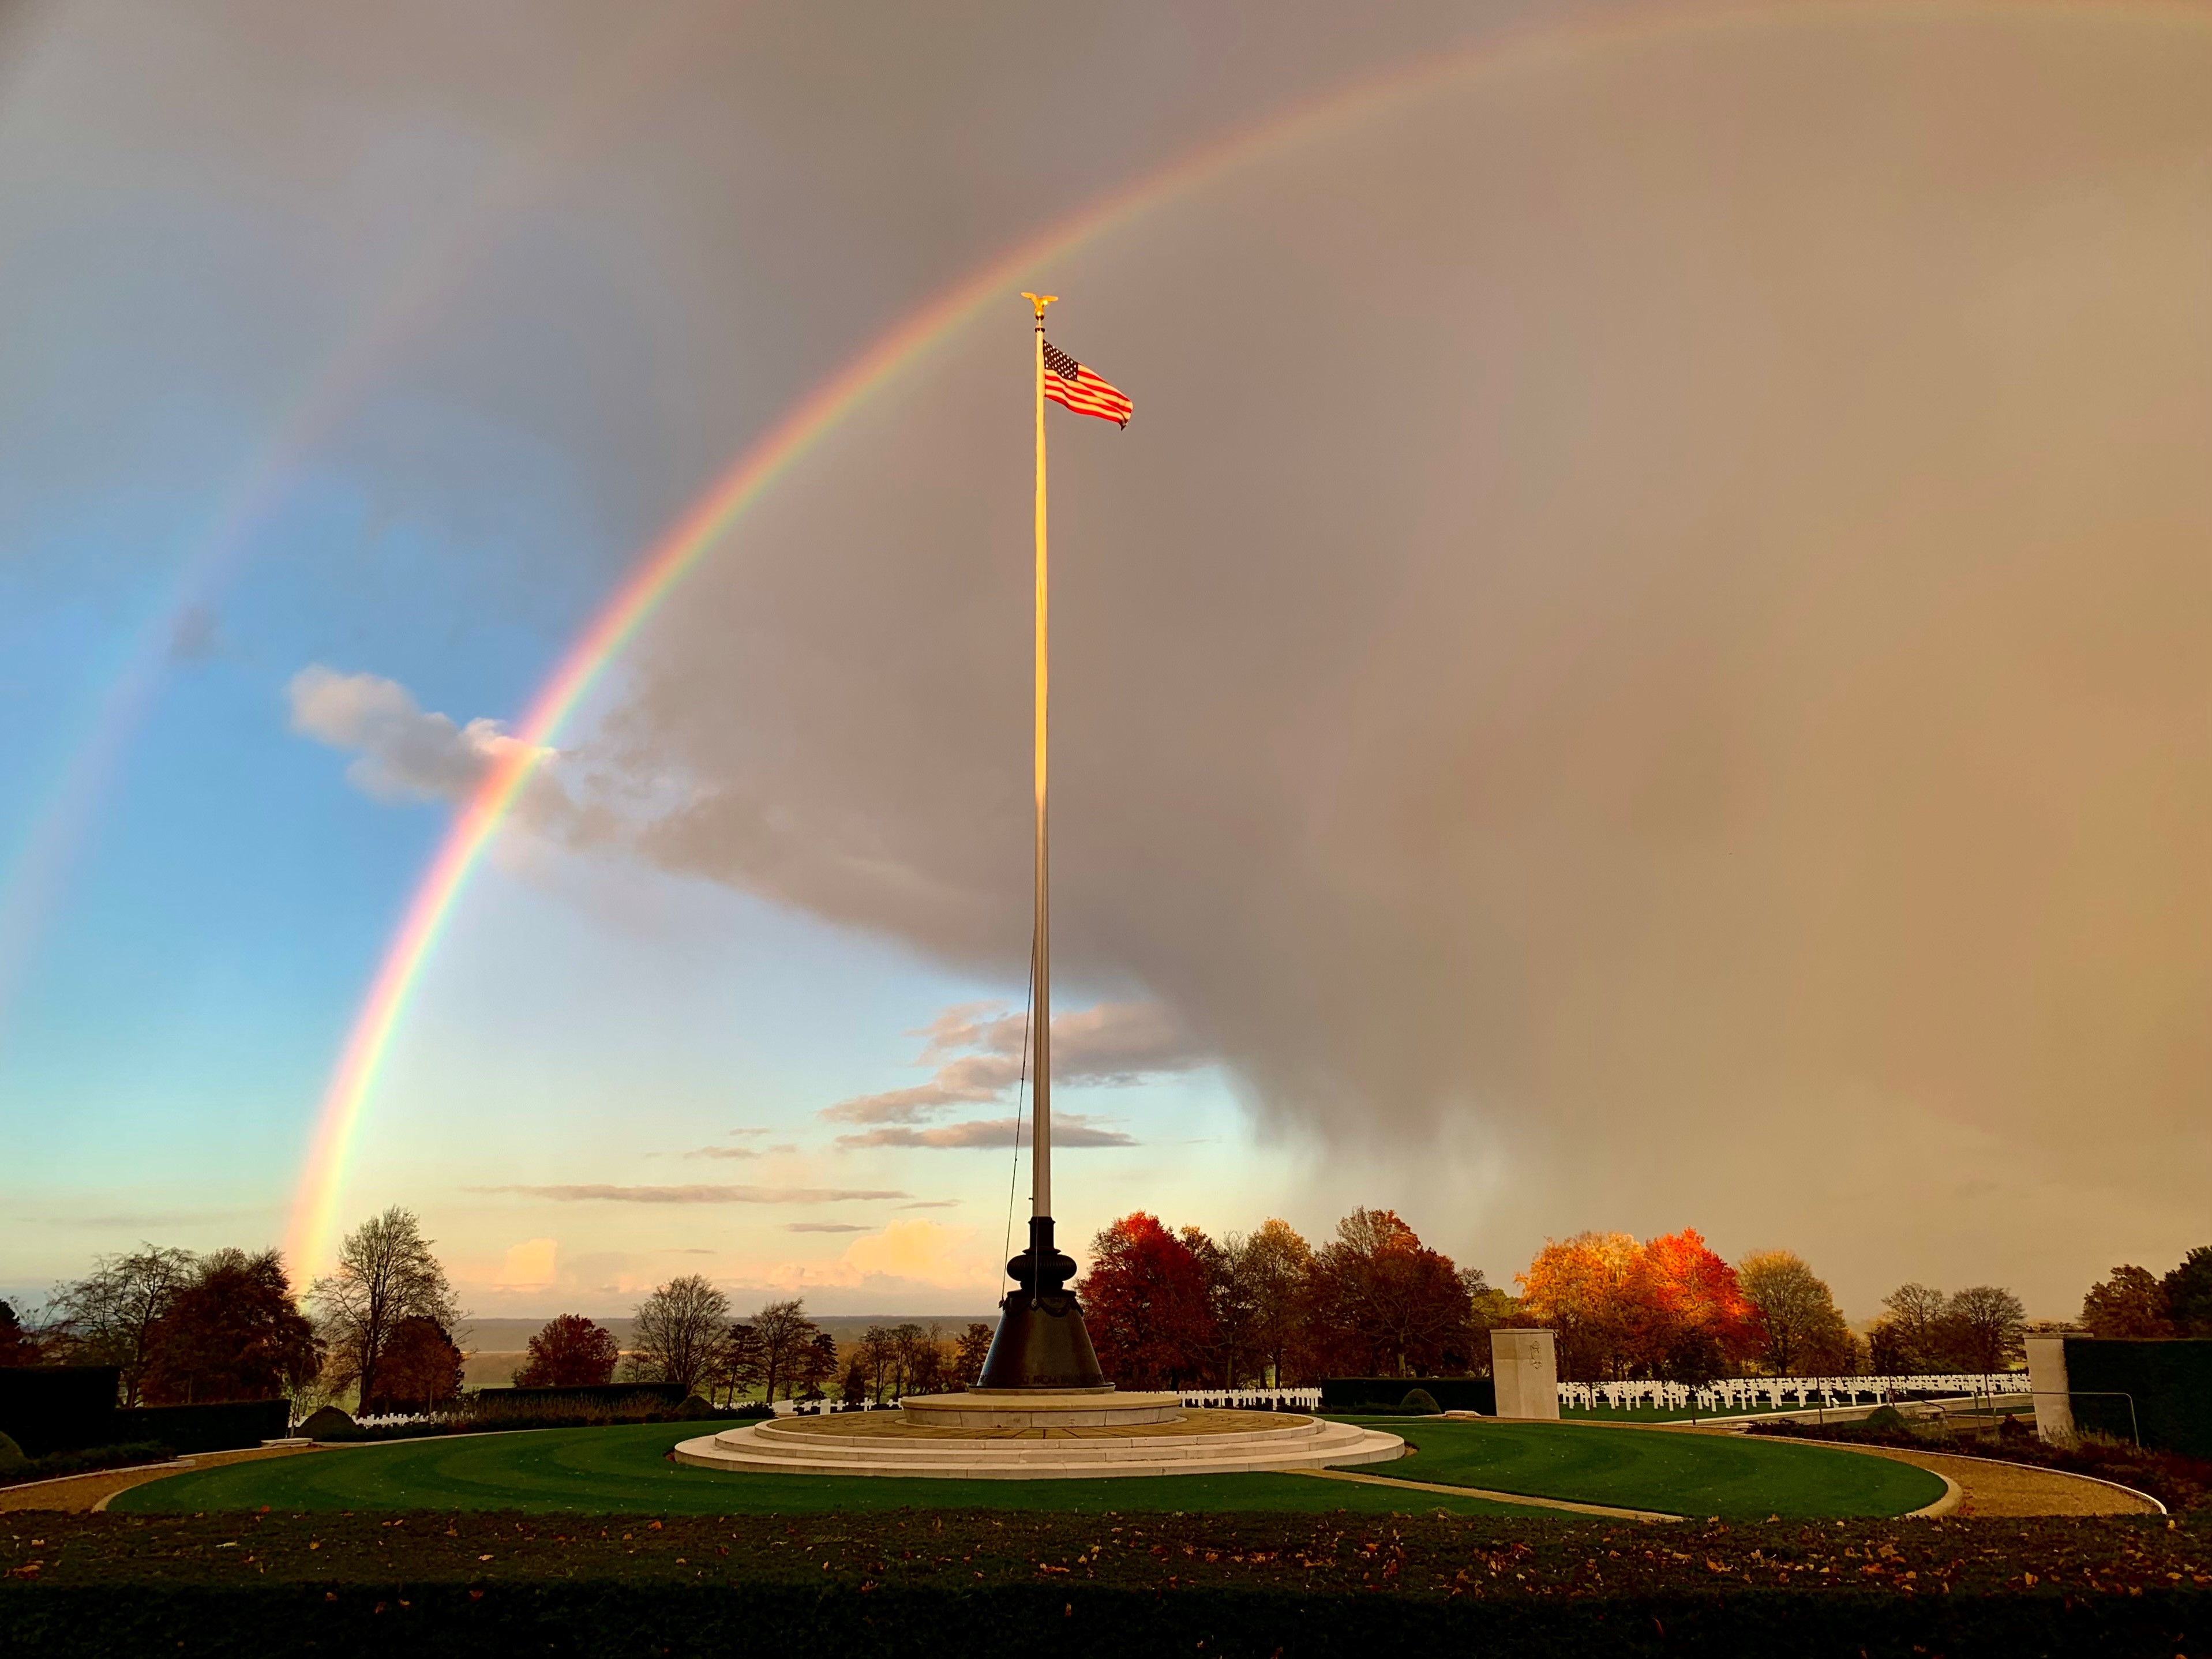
[141,1249,321,1405]
[1641,1228,1761,1383]
[1078,1213,1215,1388]
[513,1315,620,1387]
[1302,1208,1472,1378]
[366,1316,464,1414]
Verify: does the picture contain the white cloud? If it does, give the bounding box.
[823,1000,1199,1127]
[471,1183,907,1204]
[286,665,556,808]
[835,1113,1135,1151]
[493,1237,557,1290]
[765,1219,989,1292]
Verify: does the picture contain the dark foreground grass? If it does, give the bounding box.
[111,1419,1943,1520]
[1362,1418,1946,1517]
[5,1510,2207,1657]
[108,1424,1531,1518]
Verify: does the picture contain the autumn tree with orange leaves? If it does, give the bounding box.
[1516,1228,1761,1383]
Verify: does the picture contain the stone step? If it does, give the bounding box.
[672,1421,1405,1481]
[726,1423,1367,1465]
[738,1418,1348,1461]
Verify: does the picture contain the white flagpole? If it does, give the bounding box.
[1021,292,1056,1234]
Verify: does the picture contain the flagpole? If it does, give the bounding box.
[1023,291,1056,1266]
[975,292,1103,1390]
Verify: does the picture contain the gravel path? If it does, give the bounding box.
[0,1446,321,1514]
[1835,1445,2161,1517]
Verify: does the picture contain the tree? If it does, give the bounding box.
[749,1298,820,1402]
[627,1275,731,1395]
[513,1315,620,1387]
[1944,1286,2026,1374]
[856,1326,894,1402]
[796,1331,840,1402]
[369,1317,464,1414]
[1641,1230,1761,1384]
[1737,1251,1856,1377]
[309,1207,460,1410]
[1079,1213,1217,1388]
[1868,1283,1950,1375]
[2161,1247,2212,1338]
[1459,1268,1519,1376]
[953,1322,993,1388]
[903,1324,949,1396]
[0,1301,43,1367]
[1305,1209,1471,1379]
[722,1321,765,1405]
[50,1244,196,1405]
[1517,1232,1644,1382]
[839,1358,869,1406]
[1517,1229,1758,1383]
[141,1249,321,1405]
[2080,1266,2172,1338]
[1240,1219,1312,1385]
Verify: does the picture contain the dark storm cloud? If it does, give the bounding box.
[582,9,2212,1304]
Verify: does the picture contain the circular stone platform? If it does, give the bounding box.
[673,1391,1403,1480]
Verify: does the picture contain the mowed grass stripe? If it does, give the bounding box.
[1356,1418,1945,1518]
[108,1423,1534,1517]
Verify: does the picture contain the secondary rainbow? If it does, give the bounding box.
[282,0,2210,1277]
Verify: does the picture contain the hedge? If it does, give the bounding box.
[0,1371,287,1458]
[478,1383,690,1410]
[0,1367,122,1458]
[1319,1376,1496,1414]
[2063,1338,2212,1460]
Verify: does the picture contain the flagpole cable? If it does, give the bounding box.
[1000,930,1036,1292]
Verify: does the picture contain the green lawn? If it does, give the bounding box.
[1366,1417,1945,1518]
[111,1416,1943,1521]
[110,1423,1527,1518]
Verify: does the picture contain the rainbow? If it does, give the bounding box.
[280,0,2212,1276]
[0,13,711,1046]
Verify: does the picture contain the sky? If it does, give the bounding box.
[3,0,2210,1326]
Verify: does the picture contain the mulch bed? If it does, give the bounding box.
[3,1510,2209,1656]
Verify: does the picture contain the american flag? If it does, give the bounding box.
[1042,340,1132,427]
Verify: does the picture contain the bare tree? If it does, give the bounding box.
[750,1298,819,1402]
[51,1245,197,1406]
[1944,1285,2026,1374]
[309,1207,460,1409]
[627,1275,731,1395]
[1869,1282,1949,1375]
[856,1325,894,1402]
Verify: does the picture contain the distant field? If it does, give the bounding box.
[457,1315,1001,1388]
[111,1417,1941,1520]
